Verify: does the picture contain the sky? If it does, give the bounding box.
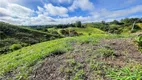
[0,0,142,25]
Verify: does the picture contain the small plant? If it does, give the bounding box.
[135,36,142,47]
[95,47,115,58]
[65,67,72,73]
[106,65,142,80]
[66,59,76,67]
[50,48,67,56]
[73,69,85,80]
[10,44,22,51]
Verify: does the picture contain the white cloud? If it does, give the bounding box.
[108,5,142,18]
[36,6,45,15]
[44,3,68,17]
[58,0,72,3]
[0,0,22,7]
[0,1,34,25]
[0,8,10,16]
[0,0,142,25]
[55,16,92,24]
[30,15,56,25]
[123,0,136,5]
[48,0,72,4]
[0,16,24,24]
[0,0,8,8]
[92,5,142,19]
[0,3,34,19]
[69,0,94,11]
[8,3,34,18]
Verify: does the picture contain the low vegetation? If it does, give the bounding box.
[0,34,128,80]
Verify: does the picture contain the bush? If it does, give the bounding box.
[0,46,10,54]
[49,48,67,56]
[10,44,22,51]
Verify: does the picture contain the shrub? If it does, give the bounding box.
[49,48,67,56]
[0,31,6,39]
[0,46,10,54]
[60,29,69,36]
[136,36,142,46]
[10,44,22,51]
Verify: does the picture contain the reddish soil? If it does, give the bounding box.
[29,38,142,80]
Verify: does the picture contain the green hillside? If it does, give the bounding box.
[0,34,129,80]
[47,27,105,37]
[0,22,61,54]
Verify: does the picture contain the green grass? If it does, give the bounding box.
[95,47,115,58]
[0,34,131,79]
[70,27,105,35]
[47,27,105,36]
[106,64,142,80]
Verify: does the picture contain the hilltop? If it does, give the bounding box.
[1,33,142,80]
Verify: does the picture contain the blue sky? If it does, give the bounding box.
[0,0,142,25]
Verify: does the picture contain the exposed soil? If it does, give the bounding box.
[29,38,142,80]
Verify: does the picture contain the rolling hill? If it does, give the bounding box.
[1,33,141,80]
[0,22,62,54]
[0,20,142,80]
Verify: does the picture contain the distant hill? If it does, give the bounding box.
[0,22,62,54]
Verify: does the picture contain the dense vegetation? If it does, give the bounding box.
[0,22,62,54]
[31,18,142,34]
[92,18,142,34]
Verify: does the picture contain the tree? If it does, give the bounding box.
[111,20,119,24]
[120,18,129,23]
[75,21,82,28]
[131,18,142,32]
[101,21,105,25]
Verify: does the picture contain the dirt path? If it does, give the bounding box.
[29,38,142,80]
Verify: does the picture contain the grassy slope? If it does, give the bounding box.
[48,27,105,36]
[70,27,105,35]
[0,22,61,53]
[137,23,142,28]
[121,23,142,34]
[84,22,142,34]
[0,34,128,79]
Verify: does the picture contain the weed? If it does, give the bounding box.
[106,64,142,80]
[136,36,142,47]
[73,69,85,80]
[95,47,115,58]
[59,65,64,73]
[65,67,72,73]
[66,59,77,67]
